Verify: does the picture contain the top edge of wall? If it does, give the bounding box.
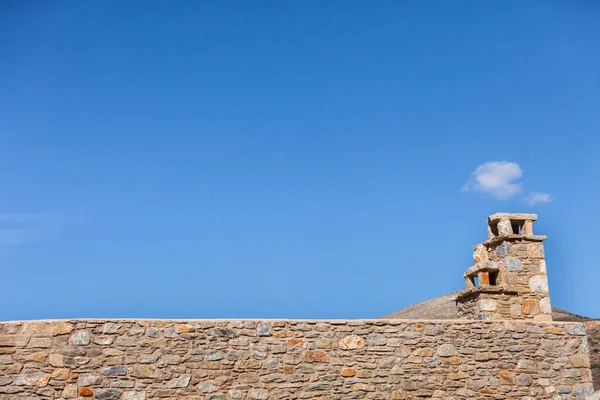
[0,318,595,325]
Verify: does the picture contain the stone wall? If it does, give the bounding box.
[0,319,594,400]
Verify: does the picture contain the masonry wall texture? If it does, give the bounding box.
[456,213,552,321]
[0,319,594,400]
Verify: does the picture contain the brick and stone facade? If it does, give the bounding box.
[456,213,552,321]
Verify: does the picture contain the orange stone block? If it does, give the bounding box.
[282,365,294,375]
[79,387,93,397]
[287,339,305,347]
[500,370,515,385]
[522,300,540,315]
[305,351,330,363]
[52,368,70,380]
[480,271,490,286]
[341,367,356,377]
[543,326,563,334]
[441,356,461,365]
[339,335,365,350]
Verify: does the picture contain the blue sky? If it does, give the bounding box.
[1,2,599,321]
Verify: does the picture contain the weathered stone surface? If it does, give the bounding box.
[94,336,114,345]
[62,384,77,398]
[504,256,522,271]
[78,373,103,386]
[111,381,135,388]
[496,242,511,257]
[257,323,272,336]
[0,336,15,347]
[529,275,549,293]
[437,344,457,357]
[70,331,91,345]
[55,322,75,335]
[304,351,329,362]
[115,336,136,346]
[206,350,224,361]
[122,392,146,400]
[162,354,180,364]
[131,365,154,378]
[14,373,50,387]
[339,335,365,349]
[539,259,547,273]
[473,245,488,263]
[500,370,516,385]
[477,299,497,311]
[570,354,590,368]
[48,353,64,367]
[248,388,269,399]
[517,373,532,386]
[497,219,513,235]
[102,366,126,376]
[145,327,159,338]
[95,388,122,400]
[197,381,219,393]
[163,327,177,338]
[522,300,540,315]
[539,297,551,314]
[103,323,120,334]
[29,337,51,348]
[0,376,12,385]
[287,338,306,347]
[214,327,236,338]
[0,319,592,400]
[573,383,594,399]
[282,353,303,365]
[567,324,587,336]
[166,374,191,388]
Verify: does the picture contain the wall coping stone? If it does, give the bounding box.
[488,213,538,222]
[0,318,588,325]
[481,234,547,247]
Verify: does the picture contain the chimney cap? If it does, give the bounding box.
[488,213,537,223]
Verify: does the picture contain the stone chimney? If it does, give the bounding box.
[456,213,552,321]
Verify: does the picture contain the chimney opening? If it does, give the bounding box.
[489,222,499,237]
[511,220,524,234]
[489,271,498,285]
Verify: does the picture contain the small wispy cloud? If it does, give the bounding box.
[462,161,552,205]
[524,192,553,205]
[0,212,57,250]
[462,161,523,200]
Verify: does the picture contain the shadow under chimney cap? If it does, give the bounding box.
[488,213,538,223]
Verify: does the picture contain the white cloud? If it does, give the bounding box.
[524,192,553,205]
[462,161,523,200]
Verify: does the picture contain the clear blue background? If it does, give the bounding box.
[1,1,599,320]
